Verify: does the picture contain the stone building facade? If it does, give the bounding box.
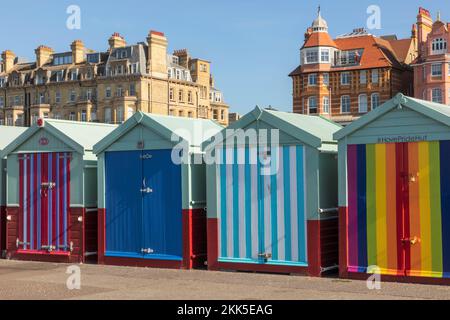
[0,31,229,127]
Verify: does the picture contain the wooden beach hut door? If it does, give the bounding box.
[216,145,308,266]
[105,150,182,260]
[347,142,450,278]
[18,153,71,253]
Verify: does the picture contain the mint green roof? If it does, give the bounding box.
[0,126,27,151]
[0,120,117,158]
[93,112,223,155]
[204,106,342,152]
[334,93,450,140]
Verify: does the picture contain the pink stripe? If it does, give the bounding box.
[27,156,31,250]
[347,145,359,269]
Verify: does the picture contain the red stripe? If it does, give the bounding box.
[59,155,64,248]
[19,157,24,247]
[395,143,405,275]
[41,153,48,247]
[66,153,71,247]
[402,143,411,276]
[52,153,57,248]
[33,155,38,250]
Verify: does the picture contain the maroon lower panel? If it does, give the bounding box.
[6,206,88,263]
[0,206,6,257]
[207,218,337,276]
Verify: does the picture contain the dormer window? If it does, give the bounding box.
[70,69,78,81]
[56,71,64,82]
[432,38,447,55]
[320,49,330,62]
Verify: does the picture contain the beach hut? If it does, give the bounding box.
[203,107,342,276]
[0,126,27,257]
[93,112,222,269]
[334,93,450,285]
[1,119,116,263]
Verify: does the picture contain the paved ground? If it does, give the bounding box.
[0,260,449,300]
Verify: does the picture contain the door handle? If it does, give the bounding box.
[141,248,154,254]
[401,237,420,245]
[140,187,153,194]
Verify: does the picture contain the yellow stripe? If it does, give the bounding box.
[375,144,387,270]
[418,141,432,276]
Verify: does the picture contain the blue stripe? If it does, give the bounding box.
[220,146,227,258]
[30,155,34,250]
[232,147,239,258]
[297,146,306,262]
[56,153,60,250]
[257,149,265,263]
[356,144,368,268]
[48,154,52,247]
[270,147,278,261]
[37,155,41,249]
[283,147,292,261]
[440,141,450,276]
[244,147,252,259]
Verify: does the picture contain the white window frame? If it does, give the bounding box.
[308,96,317,114]
[431,63,443,77]
[322,73,329,86]
[371,93,380,109]
[432,38,447,55]
[341,72,351,85]
[320,49,330,63]
[305,50,319,64]
[308,73,318,86]
[322,96,330,114]
[360,71,367,84]
[432,88,443,104]
[341,95,351,113]
[358,94,368,113]
[371,69,379,84]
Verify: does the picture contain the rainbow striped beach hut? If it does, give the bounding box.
[334,93,450,285]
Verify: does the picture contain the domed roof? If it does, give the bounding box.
[312,8,328,32]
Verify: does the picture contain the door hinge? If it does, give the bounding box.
[16,238,30,248]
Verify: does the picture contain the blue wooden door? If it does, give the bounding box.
[141,149,182,260]
[105,151,143,258]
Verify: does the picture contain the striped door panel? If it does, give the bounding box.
[347,142,450,278]
[19,153,71,252]
[216,145,307,265]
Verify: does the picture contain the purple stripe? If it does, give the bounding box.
[347,145,359,268]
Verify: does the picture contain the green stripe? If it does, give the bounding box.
[429,141,443,273]
[366,144,377,267]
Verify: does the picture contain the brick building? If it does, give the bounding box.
[289,9,417,124]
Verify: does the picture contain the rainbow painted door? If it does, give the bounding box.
[216,145,308,266]
[18,153,71,252]
[347,142,450,279]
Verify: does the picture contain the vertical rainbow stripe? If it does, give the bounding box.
[347,141,450,278]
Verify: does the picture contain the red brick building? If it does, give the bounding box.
[289,10,417,124]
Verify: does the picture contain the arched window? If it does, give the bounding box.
[432,38,447,54]
[358,94,368,113]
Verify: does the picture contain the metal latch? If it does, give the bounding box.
[141,248,154,254]
[41,245,56,252]
[140,187,153,194]
[258,253,272,260]
[41,182,56,189]
[16,238,30,248]
[402,236,420,245]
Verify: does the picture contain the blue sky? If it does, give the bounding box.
[1,0,448,114]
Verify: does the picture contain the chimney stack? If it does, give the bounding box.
[1,50,16,73]
[35,45,54,68]
[108,32,126,50]
[147,30,168,76]
[173,49,190,68]
[417,7,433,55]
[71,40,85,64]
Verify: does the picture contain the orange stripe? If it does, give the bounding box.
[408,142,421,274]
[385,143,398,274]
